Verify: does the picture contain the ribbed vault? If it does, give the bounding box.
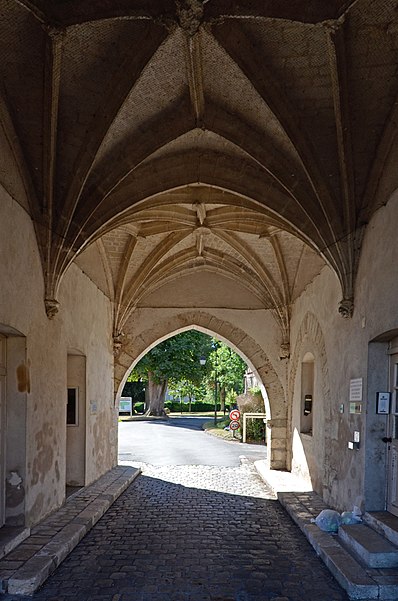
[1,0,398,331]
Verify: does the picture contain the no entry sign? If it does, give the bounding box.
[229,420,240,431]
[229,409,241,421]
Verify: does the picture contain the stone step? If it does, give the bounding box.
[0,466,141,596]
[364,511,398,547]
[258,482,398,600]
[338,523,398,568]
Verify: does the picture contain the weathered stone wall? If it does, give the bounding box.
[0,187,115,526]
[289,189,398,512]
[3,175,398,522]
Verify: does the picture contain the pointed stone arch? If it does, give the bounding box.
[114,310,287,469]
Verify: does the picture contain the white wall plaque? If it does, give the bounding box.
[350,378,363,402]
[376,392,391,414]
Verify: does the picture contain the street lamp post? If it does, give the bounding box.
[213,340,219,426]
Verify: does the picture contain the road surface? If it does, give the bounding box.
[118,415,266,466]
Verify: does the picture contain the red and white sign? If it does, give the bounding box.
[229,420,240,431]
[229,409,241,421]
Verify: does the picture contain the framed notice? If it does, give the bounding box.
[376,392,391,415]
[350,378,363,402]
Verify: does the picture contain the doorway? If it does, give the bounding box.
[0,335,5,527]
[66,354,86,490]
[387,351,398,516]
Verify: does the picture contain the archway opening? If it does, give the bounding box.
[117,330,268,469]
[116,326,271,419]
[114,315,287,470]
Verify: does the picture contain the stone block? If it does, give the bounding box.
[338,524,398,568]
[7,555,55,595]
[271,449,286,462]
[319,547,379,599]
[269,427,287,440]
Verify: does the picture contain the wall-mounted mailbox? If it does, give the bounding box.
[304,394,312,415]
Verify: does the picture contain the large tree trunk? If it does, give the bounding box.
[145,372,168,416]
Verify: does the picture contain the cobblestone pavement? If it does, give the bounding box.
[4,463,349,601]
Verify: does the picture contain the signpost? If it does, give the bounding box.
[229,409,241,438]
[229,409,241,421]
[119,397,133,416]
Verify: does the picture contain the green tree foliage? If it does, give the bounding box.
[207,342,246,412]
[129,331,247,417]
[131,331,212,416]
[121,379,145,404]
[167,379,206,412]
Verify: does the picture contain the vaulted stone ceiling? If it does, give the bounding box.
[1,0,398,337]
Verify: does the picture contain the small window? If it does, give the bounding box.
[67,387,78,426]
[300,352,314,435]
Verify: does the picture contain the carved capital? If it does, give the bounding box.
[338,298,354,319]
[45,298,59,319]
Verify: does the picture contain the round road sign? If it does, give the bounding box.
[229,409,241,421]
[229,420,240,431]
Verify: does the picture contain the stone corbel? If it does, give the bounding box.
[45,298,59,319]
[279,342,290,360]
[338,298,354,319]
[113,332,124,356]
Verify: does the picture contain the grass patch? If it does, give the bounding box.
[203,416,242,442]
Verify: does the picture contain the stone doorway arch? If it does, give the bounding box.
[114,310,287,469]
[289,312,333,500]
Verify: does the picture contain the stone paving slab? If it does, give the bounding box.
[0,466,140,596]
[1,461,349,601]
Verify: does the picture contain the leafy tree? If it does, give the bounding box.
[167,379,206,412]
[207,341,246,413]
[129,332,247,418]
[121,378,145,407]
[131,331,212,416]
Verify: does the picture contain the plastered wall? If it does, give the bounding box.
[289,189,398,512]
[0,188,115,526]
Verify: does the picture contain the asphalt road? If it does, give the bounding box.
[118,415,267,466]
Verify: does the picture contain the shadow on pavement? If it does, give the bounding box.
[18,474,349,601]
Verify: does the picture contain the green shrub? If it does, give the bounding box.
[164,400,221,413]
[244,416,265,442]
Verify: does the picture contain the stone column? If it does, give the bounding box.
[266,418,288,470]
